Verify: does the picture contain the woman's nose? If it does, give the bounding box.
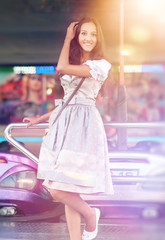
[85,34,91,41]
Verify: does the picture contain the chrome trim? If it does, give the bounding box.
[112,176,165,183]
[4,123,49,164]
[104,122,165,128]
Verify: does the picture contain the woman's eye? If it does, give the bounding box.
[81,32,86,36]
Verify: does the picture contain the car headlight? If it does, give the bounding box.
[0,171,37,190]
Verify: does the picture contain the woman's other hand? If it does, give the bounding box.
[23,116,40,128]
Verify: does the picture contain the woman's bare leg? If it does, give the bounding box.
[49,190,96,232]
[65,205,81,240]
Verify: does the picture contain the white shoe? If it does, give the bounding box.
[82,208,100,240]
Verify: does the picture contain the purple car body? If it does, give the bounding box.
[0,148,63,221]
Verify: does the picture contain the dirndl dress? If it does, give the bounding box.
[37,59,114,195]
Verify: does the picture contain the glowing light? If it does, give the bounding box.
[142,64,164,72]
[135,0,165,16]
[123,64,164,73]
[120,48,131,56]
[13,66,56,74]
[139,0,160,14]
[14,66,36,74]
[47,88,53,95]
[129,26,151,43]
[0,158,6,163]
[36,66,55,74]
[124,65,142,73]
[17,179,34,184]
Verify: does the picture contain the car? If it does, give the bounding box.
[0,141,64,221]
[83,150,165,220]
[3,122,165,220]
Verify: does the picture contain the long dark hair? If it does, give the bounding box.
[69,17,105,65]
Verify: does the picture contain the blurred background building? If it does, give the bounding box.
[0,0,165,124]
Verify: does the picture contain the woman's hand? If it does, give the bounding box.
[23,116,41,128]
[56,21,79,74]
[65,22,79,41]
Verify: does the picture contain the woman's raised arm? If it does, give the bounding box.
[56,22,91,77]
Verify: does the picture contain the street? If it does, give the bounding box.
[0,218,165,240]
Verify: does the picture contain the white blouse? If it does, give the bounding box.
[60,59,111,101]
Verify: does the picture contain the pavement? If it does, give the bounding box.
[0,218,165,240]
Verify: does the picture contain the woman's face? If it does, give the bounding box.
[28,75,42,91]
[78,22,97,53]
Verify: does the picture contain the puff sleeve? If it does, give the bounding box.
[83,59,111,82]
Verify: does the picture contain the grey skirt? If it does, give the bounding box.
[37,98,114,195]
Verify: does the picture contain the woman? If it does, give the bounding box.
[21,74,43,104]
[13,74,43,122]
[23,17,113,240]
